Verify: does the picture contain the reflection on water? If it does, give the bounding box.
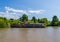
[0,27,60,42]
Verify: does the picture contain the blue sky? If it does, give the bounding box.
[0,0,60,20]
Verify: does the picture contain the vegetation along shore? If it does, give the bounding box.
[0,14,59,28]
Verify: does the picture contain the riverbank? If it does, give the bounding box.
[10,23,46,28]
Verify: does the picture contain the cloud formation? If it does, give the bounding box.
[28,10,45,14]
[0,12,5,14]
[0,6,46,19]
[5,7,26,13]
[5,6,46,14]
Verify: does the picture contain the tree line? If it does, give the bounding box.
[0,14,60,28]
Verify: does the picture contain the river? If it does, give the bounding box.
[0,27,60,42]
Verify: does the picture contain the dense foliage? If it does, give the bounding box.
[0,14,60,28]
[0,17,9,28]
[51,16,59,26]
[31,16,37,23]
[19,14,28,22]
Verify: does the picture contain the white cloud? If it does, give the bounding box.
[0,6,46,19]
[0,12,5,14]
[28,10,46,14]
[10,13,16,14]
[5,6,26,13]
[5,6,46,14]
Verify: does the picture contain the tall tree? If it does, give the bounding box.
[51,15,59,26]
[39,18,48,23]
[31,16,37,23]
[38,18,40,23]
[20,14,28,22]
[19,17,22,21]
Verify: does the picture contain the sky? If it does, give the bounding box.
[0,0,60,20]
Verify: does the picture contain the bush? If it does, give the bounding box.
[0,19,8,28]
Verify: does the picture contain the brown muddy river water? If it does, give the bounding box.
[0,27,60,42]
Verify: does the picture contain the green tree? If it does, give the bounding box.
[31,16,37,23]
[38,18,40,23]
[19,17,22,21]
[39,18,48,23]
[20,14,28,22]
[38,18,48,25]
[9,19,20,25]
[0,17,8,28]
[51,15,59,26]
